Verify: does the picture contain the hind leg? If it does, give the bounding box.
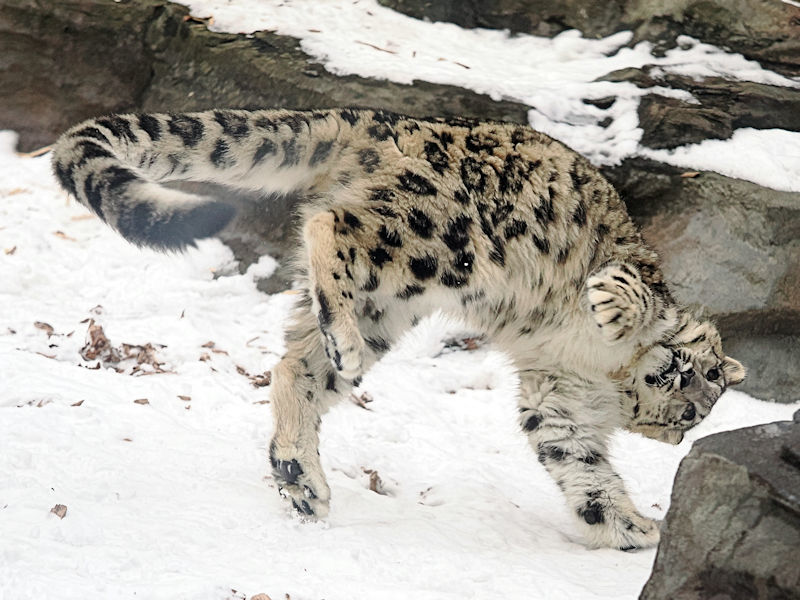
[269,297,355,518]
[270,289,405,517]
[517,368,660,550]
[305,210,365,380]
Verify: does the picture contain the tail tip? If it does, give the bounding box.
[118,200,237,251]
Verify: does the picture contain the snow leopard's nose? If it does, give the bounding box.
[679,367,695,389]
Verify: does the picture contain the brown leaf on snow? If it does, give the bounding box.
[250,371,272,388]
[361,468,388,495]
[16,145,51,158]
[79,319,170,375]
[182,14,214,26]
[250,594,273,600]
[680,171,701,178]
[80,320,119,362]
[133,398,150,405]
[53,230,77,242]
[50,504,67,519]
[4,246,16,255]
[34,321,54,337]
[350,391,373,410]
[199,352,211,362]
[71,400,84,407]
[177,395,191,402]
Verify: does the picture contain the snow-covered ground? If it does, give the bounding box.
[2,2,800,599]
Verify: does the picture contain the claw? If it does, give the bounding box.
[291,498,314,516]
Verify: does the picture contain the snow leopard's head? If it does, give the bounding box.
[627,315,745,444]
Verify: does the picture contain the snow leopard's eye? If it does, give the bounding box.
[706,367,720,381]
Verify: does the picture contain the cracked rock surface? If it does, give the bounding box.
[640,411,800,599]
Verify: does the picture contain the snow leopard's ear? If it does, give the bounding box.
[721,356,745,386]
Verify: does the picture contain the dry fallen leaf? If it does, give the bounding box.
[177,395,191,402]
[362,468,388,495]
[680,171,701,178]
[350,391,373,410]
[71,400,84,407]
[50,504,67,519]
[250,371,272,388]
[250,594,273,600]
[133,398,150,405]
[354,40,397,54]
[53,230,77,242]
[34,321,54,337]
[16,145,51,158]
[4,246,16,255]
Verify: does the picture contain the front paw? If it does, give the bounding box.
[578,497,661,550]
[587,264,650,343]
[270,443,331,518]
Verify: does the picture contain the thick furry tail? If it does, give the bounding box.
[51,109,348,250]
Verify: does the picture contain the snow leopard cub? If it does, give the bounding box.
[52,108,745,550]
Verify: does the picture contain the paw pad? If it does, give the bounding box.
[274,458,303,485]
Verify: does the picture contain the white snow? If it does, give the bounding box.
[3,2,800,597]
[1,128,798,600]
[643,128,800,192]
[171,0,800,188]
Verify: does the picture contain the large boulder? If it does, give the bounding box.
[640,411,800,599]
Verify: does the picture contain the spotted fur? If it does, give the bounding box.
[52,108,745,550]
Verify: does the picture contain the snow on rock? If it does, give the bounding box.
[2,114,799,599]
[173,0,800,187]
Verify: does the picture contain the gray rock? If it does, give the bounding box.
[601,68,800,149]
[640,418,800,599]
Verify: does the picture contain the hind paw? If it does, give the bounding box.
[270,446,331,518]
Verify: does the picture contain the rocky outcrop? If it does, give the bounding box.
[640,410,800,599]
[378,0,800,76]
[601,67,800,149]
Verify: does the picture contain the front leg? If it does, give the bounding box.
[517,369,660,550]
